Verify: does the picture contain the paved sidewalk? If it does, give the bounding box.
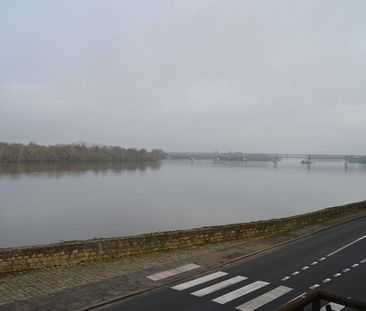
[1,210,365,311]
[0,240,242,310]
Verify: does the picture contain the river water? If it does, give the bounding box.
[0,159,365,248]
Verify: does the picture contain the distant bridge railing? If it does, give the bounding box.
[167,152,280,161]
[275,290,366,311]
[166,152,366,163]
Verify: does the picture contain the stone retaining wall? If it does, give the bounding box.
[1,201,365,273]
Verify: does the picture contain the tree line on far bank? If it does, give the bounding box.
[0,142,165,163]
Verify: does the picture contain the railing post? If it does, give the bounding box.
[312,297,321,311]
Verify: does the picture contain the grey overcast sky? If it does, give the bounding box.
[1,0,365,154]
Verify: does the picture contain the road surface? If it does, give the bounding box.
[100,217,366,311]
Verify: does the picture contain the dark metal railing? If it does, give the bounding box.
[274,290,366,311]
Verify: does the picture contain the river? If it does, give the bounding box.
[0,159,365,248]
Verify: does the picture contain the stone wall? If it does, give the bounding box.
[1,201,365,273]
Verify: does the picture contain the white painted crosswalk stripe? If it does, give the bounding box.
[191,276,247,297]
[288,292,306,303]
[147,263,201,281]
[320,303,345,311]
[171,271,227,291]
[212,281,269,304]
[235,286,292,311]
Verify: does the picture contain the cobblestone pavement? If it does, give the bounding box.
[0,239,243,308]
[1,211,365,311]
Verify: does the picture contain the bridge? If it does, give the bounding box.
[166,152,366,165]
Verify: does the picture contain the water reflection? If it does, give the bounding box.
[0,161,161,179]
[1,159,365,248]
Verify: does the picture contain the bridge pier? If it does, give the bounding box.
[301,154,312,165]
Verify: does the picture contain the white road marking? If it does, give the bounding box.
[322,278,331,283]
[333,273,341,277]
[351,263,359,268]
[212,281,269,304]
[292,271,299,275]
[301,266,309,270]
[310,284,320,290]
[174,264,200,273]
[147,263,201,281]
[171,271,227,290]
[326,235,366,257]
[191,276,247,297]
[235,286,292,311]
[360,259,366,264]
[342,268,350,273]
[319,257,326,261]
[281,276,290,281]
[288,292,306,303]
[311,261,318,265]
[320,303,345,311]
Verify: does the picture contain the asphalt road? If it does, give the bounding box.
[100,217,366,311]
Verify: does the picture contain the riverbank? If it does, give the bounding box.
[1,205,365,310]
[0,142,163,163]
[1,200,365,274]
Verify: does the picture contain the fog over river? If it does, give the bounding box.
[1,159,365,248]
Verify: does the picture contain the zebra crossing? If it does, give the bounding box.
[171,271,228,290]
[191,276,247,297]
[170,270,346,311]
[236,286,292,311]
[147,263,201,281]
[171,270,292,310]
[212,281,270,304]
